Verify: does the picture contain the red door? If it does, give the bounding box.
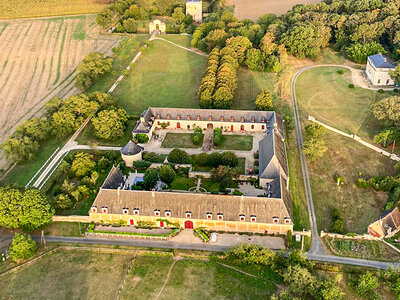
[160,221,164,228]
[130,219,134,226]
[240,125,244,131]
[231,125,234,131]
[184,220,193,229]
[177,122,180,129]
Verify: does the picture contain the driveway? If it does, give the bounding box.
[214,233,285,250]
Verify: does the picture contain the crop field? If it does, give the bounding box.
[0,0,108,19]
[225,0,322,20]
[0,15,121,146]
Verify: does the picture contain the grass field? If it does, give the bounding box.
[113,39,207,115]
[0,250,278,299]
[214,135,253,151]
[162,133,200,148]
[0,0,108,19]
[296,66,397,233]
[170,175,196,190]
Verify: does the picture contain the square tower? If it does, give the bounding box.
[186,0,202,23]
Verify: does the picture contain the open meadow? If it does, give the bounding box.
[225,0,322,20]
[0,0,108,19]
[0,15,121,144]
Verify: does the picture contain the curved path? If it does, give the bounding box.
[291,64,398,265]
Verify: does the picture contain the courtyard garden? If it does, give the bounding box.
[161,132,202,149]
[113,39,207,115]
[213,135,253,151]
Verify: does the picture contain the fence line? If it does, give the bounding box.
[308,116,400,161]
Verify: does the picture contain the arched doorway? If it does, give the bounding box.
[240,125,244,131]
[184,220,193,229]
[207,123,213,129]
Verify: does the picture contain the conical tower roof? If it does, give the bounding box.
[120,140,144,156]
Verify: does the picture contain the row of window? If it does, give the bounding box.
[156,121,265,131]
[156,114,266,123]
[91,206,291,224]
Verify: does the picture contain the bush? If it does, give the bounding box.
[286,230,292,248]
[194,153,209,166]
[143,169,159,189]
[394,88,399,93]
[168,148,189,164]
[192,127,204,145]
[221,151,239,167]
[134,133,149,143]
[143,152,161,162]
[232,189,243,196]
[213,128,223,146]
[337,69,344,75]
[159,165,175,184]
[98,157,110,170]
[208,152,222,167]
[378,89,384,94]
[348,84,355,88]
[133,160,151,170]
[8,233,37,262]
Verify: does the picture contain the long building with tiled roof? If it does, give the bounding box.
[90,108,293,234]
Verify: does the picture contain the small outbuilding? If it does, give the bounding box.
[120,140,144,167]
[366,53,397,86]
[149,19,166,34]
[368,207,400,238]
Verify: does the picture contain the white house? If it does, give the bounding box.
[186,0,202,23]
[366,53,397,86]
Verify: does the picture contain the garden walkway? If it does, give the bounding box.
[149,36,208,57]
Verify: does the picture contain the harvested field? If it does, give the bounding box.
[0,0,108,19]
[0,15,121,159]
[226,0,321,20]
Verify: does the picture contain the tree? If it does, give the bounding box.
[53,194,74,210]
[15,118,51,141]
[2,136,40,162]
[221,151,239,167]
[210,166,240,188]
[319,279,345,300]
[356,272,378,298]
[257,14,277,30]
[255,89,273,111]
[75,52,113,91]
[92,108,129,140]
[159,165,175,184]
[51,110,80,138]
[204,29,228,51]
[168,148,189,163]
[373,96,400,126]
[183,14,193,25]
[225,36,252,65]
[123,18,138,33]
[374,127,400,147]
[305,124,326,139]
[213,128,223,146]
[260,32,277,55]
[71,152,96,178]
[303,139,328,161]
[193,127,204,145]
[134,133,149,143]
[245,48,264,71]
[390,65,400,85]
[143,169,159,189]
[44,96,63,117]
[346,42,386,63]
[0,187,54,231]
[8,234,36,262]
[172,7,185,24]
[283,265,316,297]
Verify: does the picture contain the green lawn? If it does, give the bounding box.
[0,249,134,299]
[170,175,196,190]
[76,118,137,146]
[88,35,150,94]
[296,67,392,142]
[113,39,207,115]
[161,34,194,48]
[214,135,253,151]
[32,222,88,237]
[162,133,200,148]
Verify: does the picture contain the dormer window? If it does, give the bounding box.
[196,115,200,120]
[177,114,181,120]
[230,116,234,122]
[91,206,97,213]
[154,209,160,217]
[186,211,192,218]
[133,208,140,215]
[251,117,255,123]
[220,116,224,121]
[208,115,212,121]
[239,214,245,222]
[102,206,108,214]
[187,115,191,120]
[156,114,160,119]
[217,213,223,220]
[250,215,256,222]
[165,210,171,217]
[241,117,244,122]
[284,217,291,224]
[273,217,279,223]
[122,207,129,215]
[166,114,170,120]
[206,212,212,220]
[261,117,265,122]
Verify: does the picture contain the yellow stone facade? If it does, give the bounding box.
[89,213,293,235]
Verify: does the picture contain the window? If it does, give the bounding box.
[273,217,279,223]
[206,213,212,220]
[122,208,129,215]
[230,125,234,131]
[186,211,192,218]
[240,125,244,131]
[187,125,190,129]
[133,208,139,215]
[250,215,256,222]
[251,125,254,130]
[377,79,381,84]
[167,122,170,126]
[386,79,390,85]
[239,214,245,222]
[261,125,265,130]
[157,121,160,125]
[102,206,108,214]
[165,210,171,217]
[91,206,97,213]
[154,210,160,217]
[217,213,223,220]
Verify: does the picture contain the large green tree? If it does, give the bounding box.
[8,233,37,262]
[92,107,129,140]
[255,89,273,111]
[373,96,400,126]
[159,165,175,184]
[2,136,40,162]
[0,187,54,231]
[71,152,96,178]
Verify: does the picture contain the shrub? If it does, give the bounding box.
[159,165,175,184]
[378,89,384,94]
[348,83,355,88]
[255,89,273,111]
[221,151,239,167]
[143,169,159,189]
[134,133,149,143]
[143,152,161,162]
[194,153,209,166]
[98,157,110,170]
[133,160,151,170]
[394,88,399,93]
[286,230,292,248]
[208,152,222,167]
[337,69,344,75]
[168,148,189,164]
[213,128,223,146]
[232,189,243,196]
[9,233,37,262]
[193,127,204,145]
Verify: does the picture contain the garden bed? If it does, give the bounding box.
[214,135,253,151]
[161,133,201,148]
[87,223,180,238]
